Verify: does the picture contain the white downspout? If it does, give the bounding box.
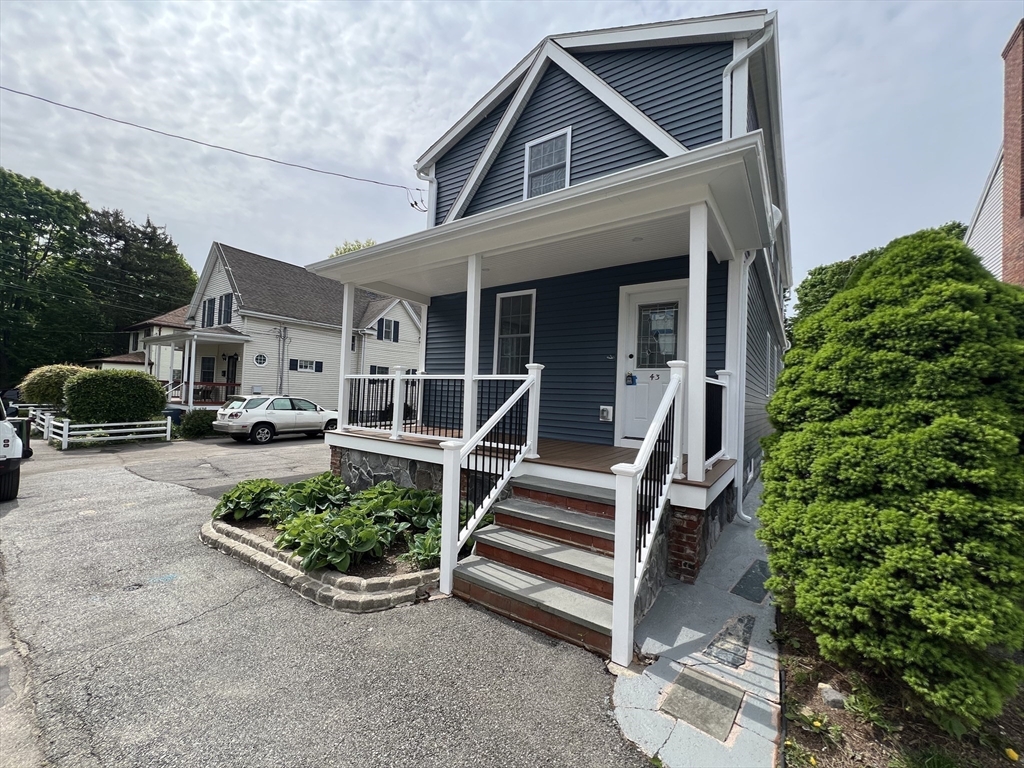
[722,23,774,141]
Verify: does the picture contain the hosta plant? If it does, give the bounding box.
[212,478,283,521]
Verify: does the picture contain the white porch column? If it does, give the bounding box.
[155,342,163,382]
[462,254,482,440]
[187,337,197,410]
[143,341,151,375]
[338,282,356,423]
[723,254,745,462]
[686,202,708,482]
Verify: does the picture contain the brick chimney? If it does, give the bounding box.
[1002,20,1024,286]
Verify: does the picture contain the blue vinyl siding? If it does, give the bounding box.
[425,254,727,445]
[573,44,733,150]
[433,93,513,226]
[743,254,783,492]
[464,62,664,217]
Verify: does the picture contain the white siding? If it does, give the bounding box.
[359,302,422,374]
[966,156,1003,279]
[198,257,241,330]
[149,326,185,381]
[240,316,343,406]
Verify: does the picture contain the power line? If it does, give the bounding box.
[0,281,173,316]
[0,256,192,305]
[0,85,429,209]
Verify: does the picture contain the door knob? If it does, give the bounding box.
[628,354,634,360]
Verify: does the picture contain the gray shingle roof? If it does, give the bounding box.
[125,305,191,331]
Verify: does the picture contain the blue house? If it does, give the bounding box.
[309,10,789,665]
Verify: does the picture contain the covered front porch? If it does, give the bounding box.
[142,327,250,408]
[309,135,776,665]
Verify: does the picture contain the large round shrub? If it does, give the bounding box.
[178,409,217,439]
[758,228,1024,729]
[63,369,166,423]
[18,364,89,408]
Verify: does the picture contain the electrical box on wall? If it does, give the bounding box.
[252,385,262,395]
[599,405,613,422]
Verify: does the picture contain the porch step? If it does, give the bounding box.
[494,498,615,554]
[511,477,615,519]
[452,556,612,656]
[473,525,614,599]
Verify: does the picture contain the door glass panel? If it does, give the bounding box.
[270,398,292,410]
[636,302,678,368]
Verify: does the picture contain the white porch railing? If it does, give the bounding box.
[704,375,728,470]
[610,360,687,666]
[438,364,543,594]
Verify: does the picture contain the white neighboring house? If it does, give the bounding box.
[141,242,422,410]
[85,306,190,377]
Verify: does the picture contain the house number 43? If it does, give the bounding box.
[649,373,660,381]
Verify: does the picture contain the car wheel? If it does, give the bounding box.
[250,423,275,445]
[0,466,20,502]
[324,419,337,431]
[230,435,248,443]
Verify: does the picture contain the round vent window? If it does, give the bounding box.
[254,353,268,367]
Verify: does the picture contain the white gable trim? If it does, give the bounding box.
[552,11,767,50]
[443,39,686,224]
[966,146,1003,243]
[360,298,424,332]
[360,299,400,331]
[186,243,229,324]
[401,300,423,331]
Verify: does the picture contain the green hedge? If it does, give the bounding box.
[758,228,1024,730]
[18,364,89,408]
[179,409,217,439]
[63,369,166,424]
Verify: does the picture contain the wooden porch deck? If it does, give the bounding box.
[337,429,734,488]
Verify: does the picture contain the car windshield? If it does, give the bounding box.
[227,397,267,410]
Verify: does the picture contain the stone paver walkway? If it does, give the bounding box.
[613,482,780,768]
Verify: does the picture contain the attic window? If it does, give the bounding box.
[524,129,570,199]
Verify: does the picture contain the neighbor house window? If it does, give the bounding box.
[524,128,570,199]
[370,365,389,375]
[376,318,399,342]
[200,357,215,383]
[494,290,535,374]
[143,327,152,338]
[297,359,315,372]
[130,331,139,351]
[253,353,268,367]
[217,293,233,325]
[351,335,357,351]
[202,298,216,328]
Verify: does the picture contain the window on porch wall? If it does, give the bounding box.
[494,291,534,374]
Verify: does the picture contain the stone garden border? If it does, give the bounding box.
[200,519,440,613]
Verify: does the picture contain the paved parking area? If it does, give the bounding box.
[1,441,644,768]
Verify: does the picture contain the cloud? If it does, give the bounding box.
[1,0,1020,287]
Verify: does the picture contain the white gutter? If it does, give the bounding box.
[721,22,774,141]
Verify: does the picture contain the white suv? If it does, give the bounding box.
[212,396,338,445]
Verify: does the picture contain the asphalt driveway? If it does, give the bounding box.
[0,440,644,767]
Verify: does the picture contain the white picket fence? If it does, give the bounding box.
[31,410,172,449]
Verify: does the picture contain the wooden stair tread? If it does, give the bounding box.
[474,525,614,582]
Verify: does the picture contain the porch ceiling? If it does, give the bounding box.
[308,133,773,301]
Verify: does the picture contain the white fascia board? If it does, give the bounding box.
[401,300,423,331]
[144,329,253,345]
[965,146,1003,242]
[414,47,537,172]
[444,44,553,224]
[760,13,793,287]
[186,243,222,324]
[553,11,767,51]
[238,309,344,332]
[545,42,687,156]
[359,299,400,331]
[307,133,771,284]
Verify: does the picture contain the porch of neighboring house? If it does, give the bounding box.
[311,138,776,666]
[142,328,250,408]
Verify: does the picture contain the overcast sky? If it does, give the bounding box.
[1,0,1020,291]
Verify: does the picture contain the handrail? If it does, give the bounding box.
[472,374,529,381]
[459,377,532,461]
[610,360,686,667]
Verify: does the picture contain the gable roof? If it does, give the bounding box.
[188,243,390,329]
[125,305,191,331]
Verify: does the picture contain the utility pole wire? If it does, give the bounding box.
[0,85,428,201]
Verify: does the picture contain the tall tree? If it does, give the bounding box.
[330,239,376,258]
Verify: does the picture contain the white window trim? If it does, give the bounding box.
[492,289,537,374]
[381,318,394,341]
[253,353,268,367]
[297,359,316,372]
[522,127,571,201]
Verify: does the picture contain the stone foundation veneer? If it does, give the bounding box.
[331,446,444,492]
[667,483,738,583]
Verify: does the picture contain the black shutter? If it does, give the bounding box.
[217,296,223,325]
[377,318,385,339]
[314,361,323,373]
[288,359,298,371]
[224,294,233,323]
[393,320,399,343]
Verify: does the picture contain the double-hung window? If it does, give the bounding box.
[217,293,233,325]
[524,129,570,199]
[376,318,399,342]
[493,290,535,375]
[202,298,216,328]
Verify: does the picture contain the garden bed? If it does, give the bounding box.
[777,612,1021,768]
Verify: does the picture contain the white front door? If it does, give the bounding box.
[617,282,687,445]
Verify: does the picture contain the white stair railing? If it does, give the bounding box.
[439,364,543,594]
[610,360,686,666]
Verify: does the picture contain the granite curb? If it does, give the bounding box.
[200,519,440,613]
